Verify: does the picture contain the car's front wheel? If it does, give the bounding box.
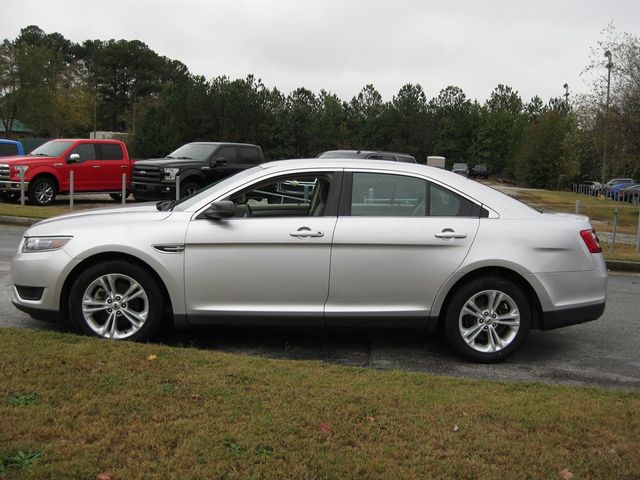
[444,276,531,363]
[69,261,163,341]
[28,177,57,206]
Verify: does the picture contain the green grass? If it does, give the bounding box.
[0,203,72,219]
[1,329,640,479]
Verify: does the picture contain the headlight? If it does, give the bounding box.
[13,165,28,175]
[22,236,72,253]
[163,168,180,181]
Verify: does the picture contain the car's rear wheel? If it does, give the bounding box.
[444,276,531,363]
[69,261,163,341]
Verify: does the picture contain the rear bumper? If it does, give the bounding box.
[540,301,606,330]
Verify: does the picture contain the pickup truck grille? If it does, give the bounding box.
[132,164,162,182]
[0,164,9,181]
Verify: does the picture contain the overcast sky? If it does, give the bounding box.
[2,0,639,103]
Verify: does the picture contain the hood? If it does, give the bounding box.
[0,155,55,164]
[134,158,205,169]
[26,203,172,236]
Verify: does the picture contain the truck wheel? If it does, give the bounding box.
[0,191,18,203]
[28,177,57,206]
[180,181,201,198]
[444,276,531,363]
[110,192,129,202]
[69,260,164,341]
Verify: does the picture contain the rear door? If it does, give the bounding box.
[95,143,129,191]
[325,170,480,324]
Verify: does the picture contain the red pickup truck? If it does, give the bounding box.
[0,139,133,205]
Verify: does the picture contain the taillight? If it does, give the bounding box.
[580,229,602,254]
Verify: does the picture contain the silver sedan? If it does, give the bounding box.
[11,159,607,362]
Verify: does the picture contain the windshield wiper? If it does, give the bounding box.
[175,156,192,160]
[29,153,48,156]
[165,155,175,159]
[156,200,176,212]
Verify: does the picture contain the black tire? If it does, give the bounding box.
[28,177,57,206]
[444,276,531,363]
[0,191,19,203]
[180,180,201,198]
[69,260,164,341]
[110,192,129,202]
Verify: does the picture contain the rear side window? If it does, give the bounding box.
[99,143,124,160]
[0,143,19,156]
[238,147,261,164]
[349,172,480,217]
[69,143,97,161]
[351,173,427,216]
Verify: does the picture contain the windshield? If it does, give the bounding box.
[318,151,366,159]
[172,166,263,211]
[30,141,73,157]
[453,163,468,169]
[167,143,219,161]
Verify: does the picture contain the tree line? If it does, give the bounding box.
[1,25,638,188]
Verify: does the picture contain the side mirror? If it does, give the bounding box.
[68,153,81,163]
[210,157,228,167]
[203,200,235,220]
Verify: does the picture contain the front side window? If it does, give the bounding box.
[227,172,333,217]
[0,143,19,156]
[350,172,480,217]
[215,147,238,164]
[68,143,97,162]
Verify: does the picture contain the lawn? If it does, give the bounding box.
[1,329,639,479]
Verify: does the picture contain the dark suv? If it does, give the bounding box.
[131,142,264,200]
[318,150,417,163]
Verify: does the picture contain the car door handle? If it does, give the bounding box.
[435,229,467,239]
[290,227,324,238]
[92,165,101,169]
[120,165,127,169]
[53,163,63,167]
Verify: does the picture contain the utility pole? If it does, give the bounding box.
[601,50,613,187]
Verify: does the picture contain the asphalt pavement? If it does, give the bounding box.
[1,224,639,390]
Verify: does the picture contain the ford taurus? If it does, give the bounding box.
[11,159,607,362]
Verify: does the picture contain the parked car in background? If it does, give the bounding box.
[426,156,446,168]
[581,180,602,194]
[607,181,637,200]
[452,162,469,177]
[0,139,25,157]
[131,142,265,201]
[603,178,634,197]
[0,139,133,205]
[12,159,607,363]
[470,164,489,179]
[318,150,417,163]
[621,184,640,204]
[615,183,640,202]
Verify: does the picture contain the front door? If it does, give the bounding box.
[183,170,340,324]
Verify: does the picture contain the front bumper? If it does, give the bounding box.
[11,248,77,321]
[132,182,175,200]
[1,180,30,191]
